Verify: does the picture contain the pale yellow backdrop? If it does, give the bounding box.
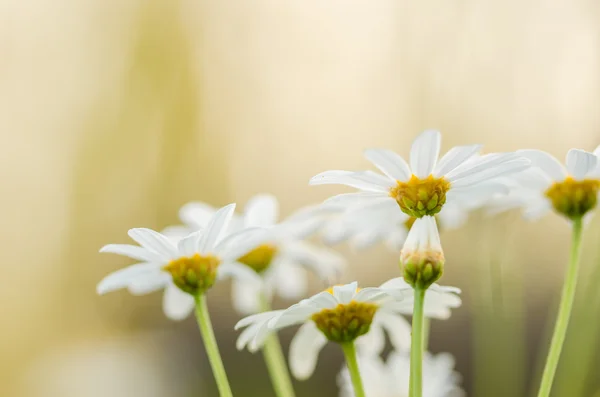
[1,0,599,396]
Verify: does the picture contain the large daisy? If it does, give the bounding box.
[175,194,346,315]
[97,204,266,311]
[337,351,465,397]
[234,281,414,380]
[309,130,528,220]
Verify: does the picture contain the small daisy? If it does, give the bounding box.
[496,148,600,221]
[234,281,414,380]
[176,194,346,315]
[310,130,529,220]
[338,351,465,397]
[97,203,267,306]
[399,215,445,289]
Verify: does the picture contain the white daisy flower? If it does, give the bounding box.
[176,195,346,315]
[399,215,445,289]
[338,351,465,397]
[97,204,267,318]
[509,148,600,220]
[234,281,414,380]
[310,130,529,220]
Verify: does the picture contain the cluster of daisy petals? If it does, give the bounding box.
[98,130,600,397]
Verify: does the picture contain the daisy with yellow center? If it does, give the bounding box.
[310,130,529,220]
[235,281,414,397]
[97,203,270,397]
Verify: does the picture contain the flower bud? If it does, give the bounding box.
[400,215,444,289]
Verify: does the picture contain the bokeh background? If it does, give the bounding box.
[2,0,600,396]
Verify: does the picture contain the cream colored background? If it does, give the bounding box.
[1,0,599,396]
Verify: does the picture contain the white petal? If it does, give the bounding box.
[236,321,263,350]
[566,149,597,180]
[428,283,462,295]
[386,228,409,252]
[353,287,390,303]
[333,282,358,304]
[217,262,262,285]
[410,129,441,178]
[273,263,308,300]
[446,152,518,181]
[197,203,236,253]
[96,263,159,295]
[363,149,411,182]
[99,244,160,263]
[231,279,262,315]
[323,192,388,206]
[449,159,530,188]
[127,272,170,295]
[309,170,393,192]
[269,305,320,329]
[523,200,552,221]
[375,310,412,351]
[280,241,345,280]
[517,149,567,181]
[433,144,482,177]
[179,202,216,229]
[215,227,270,261]
[244,194,279,227]
[177,230,203,257]
[289,322,328,380]
[355,322,385,354]
[235,310,284,330]
[127,228,178,259]
[307,291,339,309]
[162,283,195,321]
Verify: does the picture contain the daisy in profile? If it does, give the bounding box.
[97,203,269,397]
[235,281,413,396]
[310,130,529,221]
[337,351,465,397]
[176,194,345,315]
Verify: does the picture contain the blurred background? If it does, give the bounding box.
[2,0,600,396]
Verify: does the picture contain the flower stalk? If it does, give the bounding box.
[194,294,234,397]
[341,341,366,397]
[260,297,296,397]
[536,217,584,397]
[410,286,426,397]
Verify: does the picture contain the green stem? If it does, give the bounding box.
[194,295,234,397]
[341,342,366,397]
[259,298,296,397]
[423,317,431,352]
[536,217,584,397]
[410,287,426,397]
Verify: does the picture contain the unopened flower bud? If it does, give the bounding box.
[400,215,444,289]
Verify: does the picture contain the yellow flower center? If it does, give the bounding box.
[311,301,378,343]
[401,250,445,289]
[545,177,600,219]
[390,175,451,218]
[237,244,278,273]
[163,254,220,295]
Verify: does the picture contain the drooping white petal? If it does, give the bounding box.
[410,130,441,178]
[99,244,161,263]
[236,321,264,350]
[179,202,216,229]
[355,321,385,355]
[289,322,328,380]
[269,305,321,329]
[309,170,394,192]
[127,228,178,260]
[215,227,270,261]
[235,310,284,330]
[197,203,236,253]
[96,263,159,295]
[363,148,411,182]
[449,159,530,188]
[332,282,358,304]
[162,283,195,321]
[231,279,262,315]
[517,149,567,181]
[279,241,345,281]
[217,262,262,285]
[127,271,170,295]
[244,194,279,227]
[523,200,552,221]
[433,144,482,177]
[375,310,412,351]
[177,231,203,257]
[566,149,597,180]
[350,229,385,250]
[323,192,389,206]
[445,152,518,181]
[273,263,308,300]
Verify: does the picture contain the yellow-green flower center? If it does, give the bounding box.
[545,177,600,219]
[237,244,278,273]
[311,299,378,343]
[163,254,220,295]
[401,250,445,289]
[390,175,451,218]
